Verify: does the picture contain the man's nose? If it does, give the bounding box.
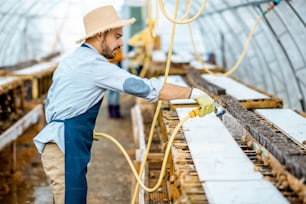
[119,39,124,47]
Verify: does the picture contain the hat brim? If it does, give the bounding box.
[76,18,136,44]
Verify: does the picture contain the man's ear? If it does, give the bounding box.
[98,31,109,42]
[96,32,103,40]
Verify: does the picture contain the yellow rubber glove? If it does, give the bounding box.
[190,88,215,117]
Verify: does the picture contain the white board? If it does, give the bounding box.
[202,74,270,101]
[176,108,288,204]
[204,180,289,204]
[256,109,306,145]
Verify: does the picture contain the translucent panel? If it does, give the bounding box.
[280,33,303,70]
[0,0,305,112]
[197,0,306,110]
[15,1,36,14]
[290,1,306,24]
[0,0,19,12]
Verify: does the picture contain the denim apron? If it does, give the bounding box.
[50,43,103,203]
[51,99,102,204]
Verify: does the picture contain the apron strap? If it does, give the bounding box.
[49,119,65,123]
[81,43,91,49]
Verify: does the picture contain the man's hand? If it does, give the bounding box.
[190,88,215,117]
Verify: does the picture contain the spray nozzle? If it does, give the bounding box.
[214,102,226,118]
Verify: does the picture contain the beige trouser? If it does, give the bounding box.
[41,143,65,204]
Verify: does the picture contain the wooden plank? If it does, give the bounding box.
[176,107,288,204]
[13,62,57,78]
[201,74,270,101]
[130,104,146,204]
[0,77,22,95]
[222,112,306,203]
[161,109,208,203]
[189,60,219,70]
[255,109,306,147]
[221,94,306,180]
[204,180,289,204]
[176,108,262,181]
[131,105,146,158]
[0,104,43,150]
[0,77,18,86]
[186,68,226,95]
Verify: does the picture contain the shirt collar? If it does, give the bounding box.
[81,42,107,62]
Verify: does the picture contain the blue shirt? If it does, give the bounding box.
[33,43,163,154]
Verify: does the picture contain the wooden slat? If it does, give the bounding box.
[176,107,288,204]
[176,108,262,181]
[0,77,22,95]
[204,180,288,204]
[11,62,57,100]
[13,62,57,77]
[0,104,43,150]
[202,74,270,101]
[256,109,306,147]
[221,95,306,180]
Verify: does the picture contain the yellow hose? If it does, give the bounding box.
[130,1,180,202]
[99,0,263,199]
[189,14,263,76]
[137,0,157,78]
[180,0,194,20]
[92,0,280,203]
[158,0,207,24]
[139,52,151,78]
[147,0,158,38]
[94,115,190,192]
[94,1,207,203]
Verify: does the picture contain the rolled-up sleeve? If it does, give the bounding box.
[93,61,163,102]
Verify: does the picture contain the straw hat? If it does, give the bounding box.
[76,5,136,43]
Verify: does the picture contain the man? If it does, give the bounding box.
[33,5,214,204]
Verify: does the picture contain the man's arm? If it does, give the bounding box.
[158,83,216,117]
[158,83,192,100]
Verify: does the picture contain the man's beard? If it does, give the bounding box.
[101,41,118,59]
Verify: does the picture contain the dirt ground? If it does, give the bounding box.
[87,94,136,204]
[0,93,136,204]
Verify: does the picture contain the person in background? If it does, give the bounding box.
[127,19,155,76]
[207,52,216,65]
[33,5,215,204]
[107,48,124,118]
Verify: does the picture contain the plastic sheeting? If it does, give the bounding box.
[0,0,125,66]
[0,0,305,111]
[155,0,305,111]
[192,1,305,110]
